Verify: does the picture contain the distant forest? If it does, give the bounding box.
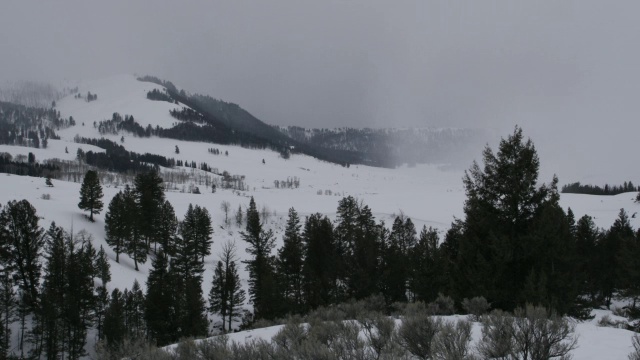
[561,181,639,196]
[138,76,492,168]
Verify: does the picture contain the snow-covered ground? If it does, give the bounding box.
[1,74,639,358]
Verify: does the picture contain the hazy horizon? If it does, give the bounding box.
[2,1,639,184]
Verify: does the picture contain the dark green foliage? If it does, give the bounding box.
[103,289,126,348]
[409,226,445,303]
[95,245,111,285]
[134,171,165,250]
[146,88,173,102]
[599,209,635,308]
[123,187,146,271]
[209,261,229,331]
[453,127,570,312]
[242,197,280,320]
[334,196,383,301]
[155,200,178,256]
[380,216,417,305]
[124,281,145,338]
[302,213,337,310]
[75,136,176,173]
[104,191,127,263]
[144,251,179,346]
[0,200,44,309]
[180,204,213,266]
[562,181,639,195]
[276,208,304,313]
[78,170,103,221]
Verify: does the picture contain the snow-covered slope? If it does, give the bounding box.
[0,74,639,358]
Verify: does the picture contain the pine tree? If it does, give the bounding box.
[454,127,556,311]
[105,191,127,262]
[94,245,111,286]
[209,261,229,331]
[134,171,165,250]
[0,270,15,358]
[575,215,601,303]
[225,261,245,332]
[155,200,178,255]
[40,222,66,359]
[145,251,178,346]
[235,204,243,227]
[302,213,336,310]
[123,186,145,271]
[103,289,126,348]
[78,170,103,221]
[276,207,304,313]
[125,280,145,337]
[599,209,635,307]
[241,197,279,320]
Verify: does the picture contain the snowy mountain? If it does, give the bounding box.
[0,74,638,358]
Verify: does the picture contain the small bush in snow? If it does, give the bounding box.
[432,319,474,360]
[462,296,491,321]
[478,305,577,360]
[428,293,455,315]
[41,193,51,200]
[597,314,628,329]
[399,302,443,359]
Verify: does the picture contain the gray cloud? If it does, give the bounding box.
[1,1,639,183]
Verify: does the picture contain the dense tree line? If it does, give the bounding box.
[146,89,174,103]
[169,107,206,124]
[0,101,73,150]
[74,136,176,172]
[0,152,59,178]
[562,181,639,196]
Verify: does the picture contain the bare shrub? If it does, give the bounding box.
[41,193,51,200]
[399,302,443,359]
[432,319,474,360]
[428,293,455,315]
[95,337,173,360]
[478,305,577,360]
[462,296,490,321]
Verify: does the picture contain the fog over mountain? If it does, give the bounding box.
[1,1,639,182]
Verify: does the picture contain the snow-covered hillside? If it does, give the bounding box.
[0,74,639,358]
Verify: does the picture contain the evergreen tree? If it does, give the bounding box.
[225,261,245,332]
[124,280,145,337]
[276,207,304,313]
[241,197,279,320]
[78,170,103,221]
[0,200,44,310]
[302,213,336,310]
[105,191,126,262]
[180,204,213,266]
[575,215,601,303]
[155,200,178,255]
[235,204,243,227]
[0,270,15,358]
[454,127,557,311]
[599,209,635,307]
[40,222,66,359]
[94,245,111,285]
[145,251,178,346]
[124,184,146,271]
[409,226,443,303]
[209,261,229,331]
[103,289,126,349]
[134,171,165,250]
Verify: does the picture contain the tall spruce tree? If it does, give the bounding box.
[599,209,635,308]
[155,200,178,256]
[134,171,165,250]
[209,261,229,331]
[454,127,560,311]
[302,213,337,310]
[241,197,279,320]
[276,207,304,313]
[40,222,66,359]
[78,170,103,221]
[225,261,245,332]
[104,191,127,262]
[144,251,178,346]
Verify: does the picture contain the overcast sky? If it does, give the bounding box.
[1,1,639,182]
